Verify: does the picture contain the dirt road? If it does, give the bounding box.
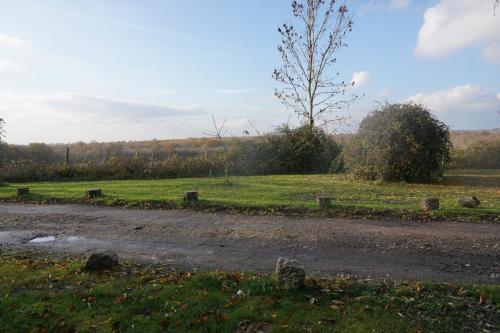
[0,203,498,283]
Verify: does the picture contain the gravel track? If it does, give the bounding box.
[0,203,498,283]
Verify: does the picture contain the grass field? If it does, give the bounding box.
[0,170,499,221]
[0,254,498,333]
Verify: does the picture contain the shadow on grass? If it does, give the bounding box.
[441,175,500,188]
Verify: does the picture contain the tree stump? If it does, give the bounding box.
[184,191,198,202]
[316,196,331,209]
[421,198,440,211]
[16,187,29,197]
[86,188,102,198]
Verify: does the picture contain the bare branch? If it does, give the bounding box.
[273,0,358,127]
[204,114,231,181]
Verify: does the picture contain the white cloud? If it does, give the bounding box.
[0,92,208,143]
[407,84,500,129]
[415,0,500,60]
[351,71,370,87]
[408,84,499,112]
[481,43,500,64]
[0,59,20,72]
[361,0,411,12]
[0,92,204,123]
[0,33,27,48]
[44,93,204,119]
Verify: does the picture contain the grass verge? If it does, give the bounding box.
[0,170,498,222]
[0,253,498,333]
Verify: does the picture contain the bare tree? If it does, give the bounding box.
[205,115,230,183]
[0,118,5,167]
[273,0,358,127]
[0,118,4,140]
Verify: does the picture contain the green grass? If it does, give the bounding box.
[0,170,499,221]
[0,254,498,333]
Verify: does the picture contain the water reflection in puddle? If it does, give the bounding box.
[29,236,57,243]
[29,235,88,243]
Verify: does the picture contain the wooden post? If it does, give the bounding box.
[16,187,29,197]
[316,196,332,209]
[184,191,198,202]
[66,147,70,165]
[86,188,102,198]
[421,198,440,211]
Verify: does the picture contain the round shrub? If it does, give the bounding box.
[343,103,451,182]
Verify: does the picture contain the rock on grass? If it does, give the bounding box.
[275,257,305,289]
[83,249,119,271]
[458,196,480,208]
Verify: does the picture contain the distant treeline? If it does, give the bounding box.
[0,128,498,182]
[3,130,496,163]
[1,137,225,164]
[0,125,340,182]
[449,139,500,170]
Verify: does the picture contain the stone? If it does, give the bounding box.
[83,249,119,271]
[16,187,29,197]
[316,196,331,209]
[86,188,102,198]
[458,196,480,208]
[184,191,198,202]
[421,198,440,211]
[275,257,305,289]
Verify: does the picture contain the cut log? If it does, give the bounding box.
[316,196,331,209]
[86,188,102,198]
[421,198,440,211]
[184,191,198,202]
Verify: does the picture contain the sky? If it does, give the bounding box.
[0,0,499,144]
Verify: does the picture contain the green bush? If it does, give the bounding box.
[229,124,341,175]
[343,103,451,182]
[265,124,340,174]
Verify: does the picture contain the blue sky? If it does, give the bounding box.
[0,0,499,144]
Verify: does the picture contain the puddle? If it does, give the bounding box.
[29,235,88,243]
[29,236,57,243]
[65,236,87,242]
